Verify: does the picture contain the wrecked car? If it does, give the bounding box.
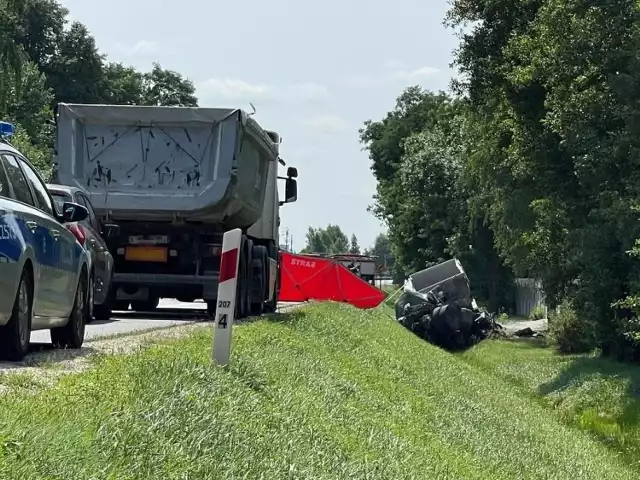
[394,259,503,351]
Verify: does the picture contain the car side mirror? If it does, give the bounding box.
[285,178,297,203]
[102,223,120,238]
[62,202,88,223]
[286,166,298,178]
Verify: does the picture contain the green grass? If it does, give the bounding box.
[461,340,640,467]
[0,303,637,479]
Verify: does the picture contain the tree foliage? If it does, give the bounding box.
[349,234,361,254]
[301,225,351,255]
[0,0,199,182]
[361,0,640,358]
[360,89,514,311]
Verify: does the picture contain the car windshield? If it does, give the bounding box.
[50,192,72,214]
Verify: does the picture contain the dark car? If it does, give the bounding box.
[47,184,119,321]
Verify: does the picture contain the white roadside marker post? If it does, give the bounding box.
[212,228,242,366]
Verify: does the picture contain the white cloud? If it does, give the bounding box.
[343,65,440,88]
[288,82,331,103]
[197,79,331,106]
[198,78,274,101]
[391,66,440,81]
[304,115,349,134]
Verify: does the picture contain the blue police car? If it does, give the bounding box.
[0,121,91,361]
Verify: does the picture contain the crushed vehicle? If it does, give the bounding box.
[394,258,503,351]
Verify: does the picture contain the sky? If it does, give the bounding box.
[59,0,459,252]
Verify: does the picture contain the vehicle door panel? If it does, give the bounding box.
[15,156,76,318]
[0,159,23,324]
[76,192,111,303]
[0,154,55,318]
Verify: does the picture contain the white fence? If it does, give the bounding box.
[514,278,546,318]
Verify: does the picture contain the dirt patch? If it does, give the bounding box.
[0,304,306,394]
[0,323,205,393]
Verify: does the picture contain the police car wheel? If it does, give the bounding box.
[51,273,87,349]
[0,269,32,361]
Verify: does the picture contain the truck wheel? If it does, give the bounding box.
[206,300,216,319]
[51,272,87,349]
[242,238,253,317]
[250,246,267,316]
[263,244,279,313]
[235,236,248,319]
[131,297,159,312]
[0,268,33,361]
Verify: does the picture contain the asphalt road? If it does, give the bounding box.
[30,299,299,344]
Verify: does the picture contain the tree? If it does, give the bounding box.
[360,86,514,309]
[0,60,54,176]
[349,234,360,254]
[44,21,106,105]
[102,62,145,105]
[0,0,27,103]
[369,233,391,259]
[12,0,67,70]
[446,0,640,353]
[301,225,350,255]
[142,62,198,107]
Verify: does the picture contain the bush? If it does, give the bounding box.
[529,305,546,320]
[548,301,597,354]
[604,295,640,362]
[604,316,640,363]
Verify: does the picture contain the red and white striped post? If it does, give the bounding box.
[212,228,242,366]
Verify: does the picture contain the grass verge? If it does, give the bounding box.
[461,339,640,469]
[0,303,637,479]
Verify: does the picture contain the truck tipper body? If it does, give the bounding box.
[53,103,298,318]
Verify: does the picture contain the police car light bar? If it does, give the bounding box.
[0,121,15,138]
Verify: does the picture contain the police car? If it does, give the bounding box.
[0,121,91,361]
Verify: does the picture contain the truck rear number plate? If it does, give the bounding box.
[129,235,169,245]
[125,246,168,262]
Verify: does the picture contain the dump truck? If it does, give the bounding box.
[53,103,298,319]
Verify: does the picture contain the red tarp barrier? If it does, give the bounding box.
[278,252,386,309]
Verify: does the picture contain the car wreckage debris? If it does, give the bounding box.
[394,259,505,351]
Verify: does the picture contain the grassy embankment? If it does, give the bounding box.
[461,339,640,468]
[0,303,638,479]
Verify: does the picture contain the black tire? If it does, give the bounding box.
[206,300,216,319]
[263,242,279,314]
[0,268,33,361]
[51,272,87,349]
[131,297,159,312]
[250,245,267,316]
[234,236,249,319]
[86,273,95,324]
[242,238,253,317]
[93,304,112,321]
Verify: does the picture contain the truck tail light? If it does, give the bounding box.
[67,223,86,246]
